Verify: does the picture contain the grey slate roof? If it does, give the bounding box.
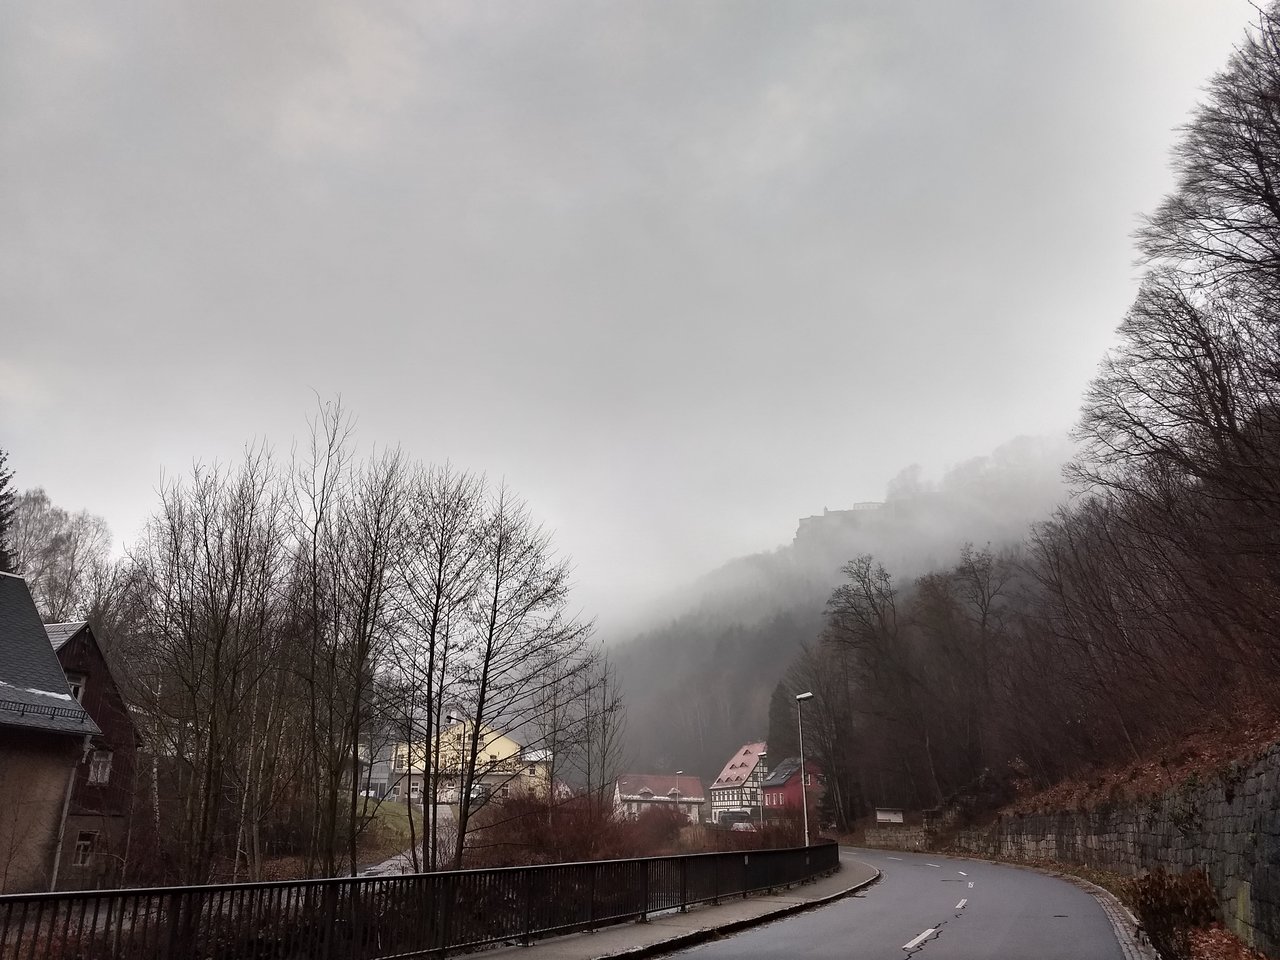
[762,757,804,788]
[45,621,88,651]
[0,574,100,736]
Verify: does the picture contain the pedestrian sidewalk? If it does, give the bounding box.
[483,859,880,960]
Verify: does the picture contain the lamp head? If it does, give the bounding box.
[795,692,814,702]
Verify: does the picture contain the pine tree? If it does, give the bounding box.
[766,681,800,763]
[0,448,14,573]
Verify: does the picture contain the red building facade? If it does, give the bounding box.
[760,757,823,818]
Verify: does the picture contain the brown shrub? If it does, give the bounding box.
[1127,868,1218,960]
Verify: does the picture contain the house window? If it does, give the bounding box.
[88,750,113,785]
[66,673,86,703]
[73,832,97,867]
[499,784,510,798]
[410,782,421,798]
[389,784,401,800]
[528,765,536,775]
[393,751,408,771]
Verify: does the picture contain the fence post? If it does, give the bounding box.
[163,889,183,957]
[322,882,337,960]
[679,857,688,913]
[639,861,649,923]
[522,868,534,946]
[588,863,596,931]
[712,854,719,905]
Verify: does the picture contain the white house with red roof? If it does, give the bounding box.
[613,773,706,823]
[709,741,767,824]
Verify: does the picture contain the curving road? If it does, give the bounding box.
[666,847,1128,959]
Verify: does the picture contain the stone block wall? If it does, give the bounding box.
[947,742,1280,956]
[862,826,930,850]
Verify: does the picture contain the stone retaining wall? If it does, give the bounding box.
[862,826,929,850]
[947,743,1280,956]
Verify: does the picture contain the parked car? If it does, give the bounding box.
[730,821,758,832]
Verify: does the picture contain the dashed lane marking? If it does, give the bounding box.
[957,871,967,876]
[902,928,937,951]
[955,898,967,909]
[887,856,903,861]
[926,863,940,868]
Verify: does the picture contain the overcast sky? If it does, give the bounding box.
[0,0,1255,630]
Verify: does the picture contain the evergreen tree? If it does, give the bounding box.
[766,681,800,764]
[0,448,14,574]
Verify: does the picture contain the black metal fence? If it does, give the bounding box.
[0,841,838,959]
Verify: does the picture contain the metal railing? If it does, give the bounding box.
[0,840,838,959]
[0,699,94,722]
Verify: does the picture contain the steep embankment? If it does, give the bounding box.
[946,741,1280,957]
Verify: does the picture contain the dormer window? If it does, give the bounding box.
[66,673,86,703]
[638,788,653,798]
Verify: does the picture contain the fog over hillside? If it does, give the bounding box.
[611,434,1074,781]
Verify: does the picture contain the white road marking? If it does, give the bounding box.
[955,898,968,909]
[926,863,940,868]
[957,871,967,876]
[887,856,903,860]
[902,928,937,950]
[968,881,974,888]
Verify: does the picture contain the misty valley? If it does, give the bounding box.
[5,2,1280,959]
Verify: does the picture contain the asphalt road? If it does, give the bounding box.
[666,847,1127,959]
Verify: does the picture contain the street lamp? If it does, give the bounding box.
[675,770,683,822]
[757,751,767,830]
[795,692,814,847]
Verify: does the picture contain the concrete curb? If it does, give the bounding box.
[1056,873,1158,960]
[600,866,883,960]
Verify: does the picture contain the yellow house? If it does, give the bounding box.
[387,721,551,803]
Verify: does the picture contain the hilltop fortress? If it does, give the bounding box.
[793,502,884,546]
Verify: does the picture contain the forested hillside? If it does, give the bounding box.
[769,10,1280,833]
[612,435,1071,781]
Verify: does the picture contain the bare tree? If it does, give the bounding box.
[127,450,288,883]
[450,486,594,867]
[9,488,112,621]
[392,464,484,870]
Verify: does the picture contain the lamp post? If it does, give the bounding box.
[757,751,767,830]
[675,770,683,822]
[795,692,814,847]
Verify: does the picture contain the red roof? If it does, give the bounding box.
[711,741,767,789]
[616,773,706,802]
